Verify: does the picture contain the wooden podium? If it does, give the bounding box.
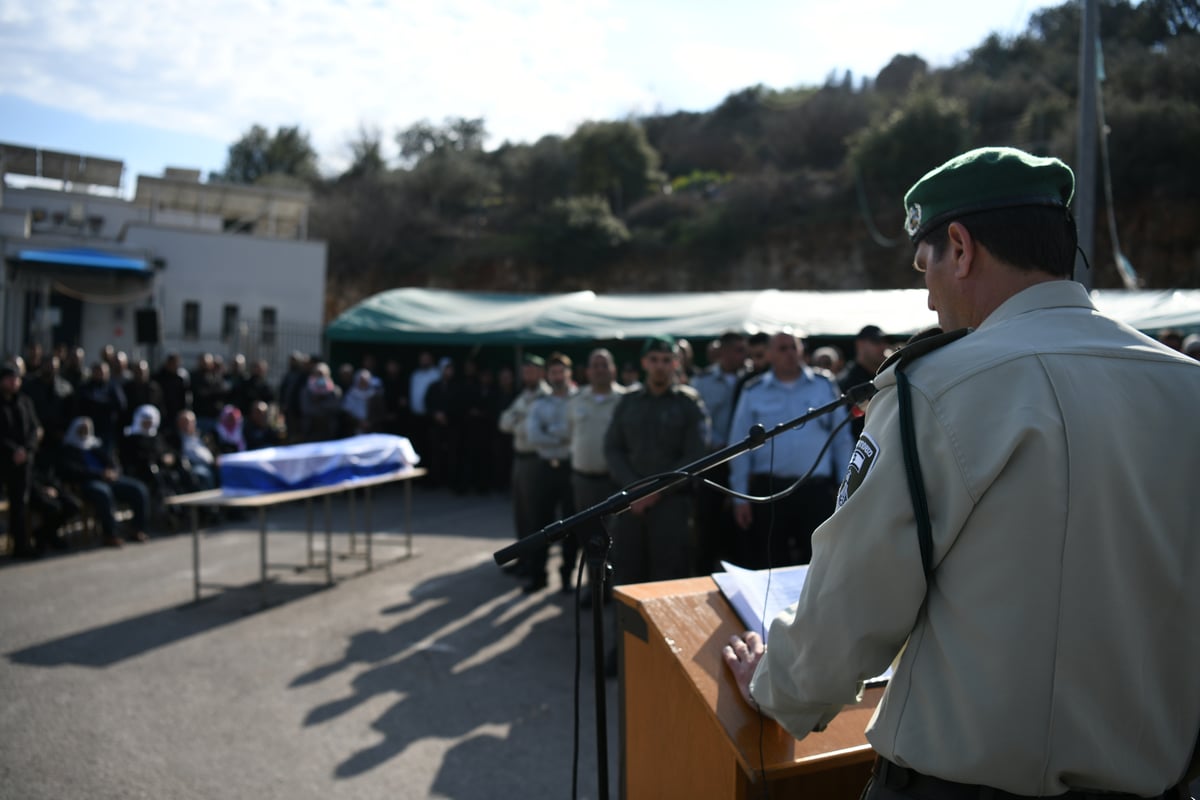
[615,577,883,799]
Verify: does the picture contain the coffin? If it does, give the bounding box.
[218,434,420,493]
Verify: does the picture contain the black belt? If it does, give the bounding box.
[513,452,539,460]
[872,757,1185,800]
[540,458,570,469]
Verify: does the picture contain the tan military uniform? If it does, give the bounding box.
[567,384,627,475]
[751,280,1200,796]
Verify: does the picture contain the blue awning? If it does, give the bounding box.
[17,247,149,272]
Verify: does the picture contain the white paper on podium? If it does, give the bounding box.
[711,560,809,644]
[712,560,892,686]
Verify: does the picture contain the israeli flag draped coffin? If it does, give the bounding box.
[219,434,420,493]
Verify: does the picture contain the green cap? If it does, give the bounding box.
[903,146,1075,243]
[522,353,545,367]
[641,335,677,356]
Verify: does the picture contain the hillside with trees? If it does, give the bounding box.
[212,0,1200,320]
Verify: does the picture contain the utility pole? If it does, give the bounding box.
[1074,0,1098,287]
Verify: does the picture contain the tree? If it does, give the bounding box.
[395,118,497,218]
[566,120,664,215]
[532,196,630,284]
[397,117,487,164]
[495,135,573,212]
[875,55,928,94]
[218,124,320,185]
[849,93,969,203]
[340,125,387,181]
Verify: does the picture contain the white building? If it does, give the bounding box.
[0,142,326,378]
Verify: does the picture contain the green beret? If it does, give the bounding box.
[522,353,545,367]
[903,146,1075,243]
[641,335,678,356]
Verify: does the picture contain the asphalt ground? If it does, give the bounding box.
[0,485,620,799]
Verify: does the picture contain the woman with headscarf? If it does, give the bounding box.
[215,404,246,454]
[119,404,177,502]
[341,368,384,435]
[299,363,342,442]
[58,416,150,547]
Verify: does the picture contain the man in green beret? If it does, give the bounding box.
[604,336,709,586]
[723,146,1200,798]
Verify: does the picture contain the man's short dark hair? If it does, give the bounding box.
[923,205,1077,278]
[719,331,746,346]
[747,332,770,347]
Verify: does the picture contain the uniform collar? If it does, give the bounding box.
[977,280,1095,332]
[764,365,817,386]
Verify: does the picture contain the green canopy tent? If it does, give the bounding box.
[327,286,1200,351]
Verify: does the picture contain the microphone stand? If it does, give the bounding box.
[493,382,876,800]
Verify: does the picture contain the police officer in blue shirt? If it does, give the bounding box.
[728,330,853,568]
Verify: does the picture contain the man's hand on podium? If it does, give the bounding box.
[722,631,765,709]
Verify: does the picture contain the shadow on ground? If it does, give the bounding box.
[7,581,328,667]
[293,559,612,798]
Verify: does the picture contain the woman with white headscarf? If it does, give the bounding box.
[58,416,150,547]
[341,369,384,434]
[119,404,176,502]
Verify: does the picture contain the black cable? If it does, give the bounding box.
[756,438,775,800]
[570,522,611,800]
[571,544,583,800]
[702,414,853,506]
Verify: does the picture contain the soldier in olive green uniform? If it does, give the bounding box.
[604,336,708,585]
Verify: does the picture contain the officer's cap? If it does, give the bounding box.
[522,353,545,368]
[641,335,678,357]
[903,146,1074,244]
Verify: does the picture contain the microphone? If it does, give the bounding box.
[844,381,878,406]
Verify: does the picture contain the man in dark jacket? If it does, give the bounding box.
[77,362,126,454]
[1,362,41,556]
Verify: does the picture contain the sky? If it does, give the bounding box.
[0,0,1066,194]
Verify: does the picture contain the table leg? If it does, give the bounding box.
[259,507,268,608]
[324,495,333,585]
[405,479,413,559]
[306,498,314,567]
[365,486,373,571]
[348,489,357,553]
[192,506,201,602]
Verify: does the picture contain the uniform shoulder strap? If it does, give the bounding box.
[878,326,972,375]
[890,327,970,583]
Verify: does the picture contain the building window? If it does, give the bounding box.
[183,301,200,340]
[221,304,239,341]
[261,307,277,345]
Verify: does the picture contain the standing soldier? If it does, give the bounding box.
[524,353,578,593]
[497,354,548,578]
[566,348,627,599]
[604,336,708,585]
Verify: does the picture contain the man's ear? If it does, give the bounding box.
[946,222,976,279]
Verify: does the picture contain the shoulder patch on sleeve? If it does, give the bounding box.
[836,432,880,509]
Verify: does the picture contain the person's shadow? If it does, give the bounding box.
[292,558,609,792]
